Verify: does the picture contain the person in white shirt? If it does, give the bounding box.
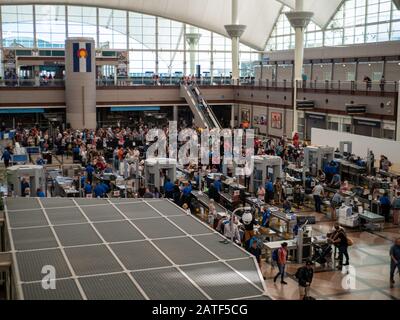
[222,216,241,244]
[312,183,324,213]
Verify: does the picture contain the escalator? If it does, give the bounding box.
[180,83,222,130]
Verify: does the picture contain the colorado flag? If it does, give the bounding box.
[73,42,92,73]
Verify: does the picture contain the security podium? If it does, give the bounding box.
[6,165,46,197]
[144,158,176,192]
[249,155,283,193]
[304,146,334,176]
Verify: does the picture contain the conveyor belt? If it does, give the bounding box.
[191,190,229,213]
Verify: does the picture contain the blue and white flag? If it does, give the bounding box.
[73,42,92,73]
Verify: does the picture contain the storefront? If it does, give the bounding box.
[96,106,172,128]
[0,107,66,130]
[305,113,327,140]
[353,118,382,138]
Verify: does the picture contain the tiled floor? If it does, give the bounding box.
[261,210,400,300]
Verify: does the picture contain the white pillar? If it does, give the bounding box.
[185,28,201,76]
[285,0,313,137]
[295,0,303,11]
[232,0,239,24]
[231,104,235,128]
[173,105,179,122]
[232,36,240,82]
[225,0,246,84]
[292,27,305,134]
[231,0,239,82]
[189,46,196,75]
[397,80,400,141]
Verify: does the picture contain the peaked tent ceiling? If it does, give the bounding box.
[0,0,343,50]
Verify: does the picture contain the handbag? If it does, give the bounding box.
[347,237,354,246]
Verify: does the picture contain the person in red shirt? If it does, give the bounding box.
[273,242,288,284]
[292,132,300,149]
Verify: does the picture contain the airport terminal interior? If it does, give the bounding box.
[1,0,400,301]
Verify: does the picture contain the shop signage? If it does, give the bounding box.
[297,100,315,110]
[353,119,381,128]
[307,113,326,121]
[346,104,367,114]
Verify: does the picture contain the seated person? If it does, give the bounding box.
[283,200,292,213]
[329,173,341,189]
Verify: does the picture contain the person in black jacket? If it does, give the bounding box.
[295,260,314,300]
[208,183,220,202]
[249,240,266,280]
[330,223,350,270]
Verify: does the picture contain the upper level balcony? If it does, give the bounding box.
[1,77,398,96]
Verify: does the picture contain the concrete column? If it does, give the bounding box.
[173,105,179,122]
[285,0,313,136]
[155,17,159,75]
[230,104,235,128]
[397,80,400,141]
[210,32,214,84]
[33,5,37,49]
[185,28,201,75]
[65,37,96,129]
[225,0,246,83]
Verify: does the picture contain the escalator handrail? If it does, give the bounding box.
[190,83,222,130]
[182,83,213,128]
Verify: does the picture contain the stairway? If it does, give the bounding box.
[180,83,222,130]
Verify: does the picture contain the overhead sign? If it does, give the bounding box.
[307,113,326,121]
[346,104,367,115]
[353,119,381,128]
[297,100,315,110]
[110,106,160,112]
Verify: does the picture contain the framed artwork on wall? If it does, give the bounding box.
[271,112,282,129]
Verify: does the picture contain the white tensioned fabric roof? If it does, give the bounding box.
[0,0,342,50]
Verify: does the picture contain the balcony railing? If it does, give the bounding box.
[0,78,65,87]
[243,79,399,93]
[1,76,398,93]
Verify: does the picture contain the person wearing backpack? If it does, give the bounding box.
[295,260,314,300]
[273,242,288,284]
